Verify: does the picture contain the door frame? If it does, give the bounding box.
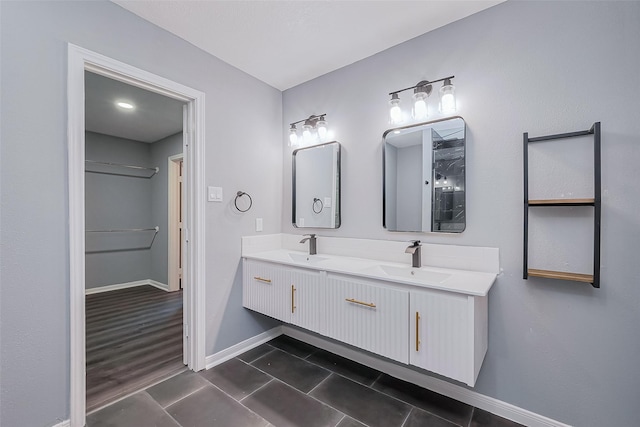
[67,44,206,427]
[168,153,184,293]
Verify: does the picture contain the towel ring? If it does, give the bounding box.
[312,197,323,214]
[234,191,253,212]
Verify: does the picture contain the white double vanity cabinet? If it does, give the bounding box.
[242,234,499,387]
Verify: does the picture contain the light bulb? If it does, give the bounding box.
[439,79,456,113]
[288,126,298,147]
[316,117,328,140]
[412,91,428,120]
[389,93,402,124]
[116,101,134,110]
[302,124,313,143]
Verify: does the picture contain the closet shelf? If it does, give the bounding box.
[528,198,595,206]
[527,269,594,284]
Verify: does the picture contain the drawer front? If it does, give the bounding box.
[322,275,409,363]
[243,260,289,322]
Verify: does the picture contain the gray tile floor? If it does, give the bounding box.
[87,335,524,427]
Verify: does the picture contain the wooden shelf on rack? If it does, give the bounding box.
[527,269,594,283]
[528,198,595,206]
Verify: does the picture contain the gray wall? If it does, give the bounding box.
[0,2,282,426]
[282,2,640,426]
[150,132,183,285]
[85,132,153,289]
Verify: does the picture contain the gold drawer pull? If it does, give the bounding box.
[291,285,296,313]
[253,276,272,283]
[345,298,376,308]
[415,312,421,352]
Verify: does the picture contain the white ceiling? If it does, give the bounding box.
[85,71,185,142]
[113,0,504,91]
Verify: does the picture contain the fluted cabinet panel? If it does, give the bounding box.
[410,289,486,386]
[243,260,289,322]
[242,258,489,386]
[290,269,321,332]
[322,275,409,363]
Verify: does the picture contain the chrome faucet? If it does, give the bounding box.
[405,240,422,268]
[300,234,317,255]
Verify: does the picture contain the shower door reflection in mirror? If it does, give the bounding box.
[383,117,465,233]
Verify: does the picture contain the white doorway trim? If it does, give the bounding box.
[67,44,206,427]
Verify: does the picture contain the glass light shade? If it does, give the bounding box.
[316,119,328,140]
[412,91,428,120]
[289,127,299,147]
[439,81,456,113]
[302,124,314,144]
[389,95,402,124]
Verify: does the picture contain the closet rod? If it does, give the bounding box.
[86,226,159,233]
[85,160,159,175]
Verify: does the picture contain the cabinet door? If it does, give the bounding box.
[242,260,289,322]
[290,269,321,332]
[410,289,471,385]
[323,275,409,363]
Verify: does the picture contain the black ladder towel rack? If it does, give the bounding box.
[523,122,601,288]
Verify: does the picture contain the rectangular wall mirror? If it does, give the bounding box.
[293,141,341,228]
[383,116,465,233]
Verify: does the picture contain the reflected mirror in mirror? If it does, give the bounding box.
[383,117,465,233]
[293,141,341,229]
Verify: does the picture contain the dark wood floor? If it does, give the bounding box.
[86,285,185,412]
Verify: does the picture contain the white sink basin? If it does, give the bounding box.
[366,264,452,284]
[287,252,329,264]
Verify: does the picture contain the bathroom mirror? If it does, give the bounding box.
[383,117,465,233]
[293,141,341,228]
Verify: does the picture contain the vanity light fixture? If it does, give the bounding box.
[388,75,456,123]
[288,114,329,147]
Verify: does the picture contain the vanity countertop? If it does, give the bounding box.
[243,249,497,296]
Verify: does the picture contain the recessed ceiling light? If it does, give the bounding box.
[116,101,134,110]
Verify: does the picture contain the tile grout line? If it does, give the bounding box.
[364,374,469,427]
[159,383,209,410]
[399,407,414,427]
[202,379,272,425]
[467,406,476,427]
[333,414,346,427]
[306,371,334,396]
[238,378,275,403]
[240,344,277,364]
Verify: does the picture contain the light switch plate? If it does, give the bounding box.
[256,218,263,232]
[208,186,223,202]
[324,197,332,208]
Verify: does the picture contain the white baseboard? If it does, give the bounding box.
[85,279,169,295]
[282,326,570,427]
[51,419,70,427]
[147,279,169,292]
[204,327,282,370]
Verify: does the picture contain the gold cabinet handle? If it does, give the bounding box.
[253,276,271,283]
[291,285,296,313]
[345,298,376,308]
[415,312,421,352]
